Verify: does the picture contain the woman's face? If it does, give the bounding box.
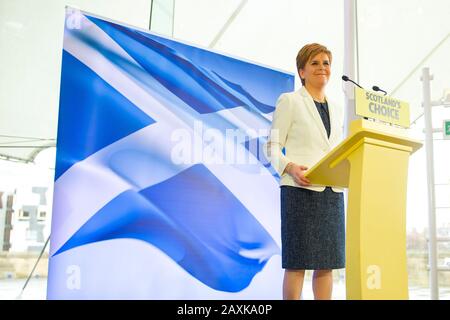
[299,52,331,88]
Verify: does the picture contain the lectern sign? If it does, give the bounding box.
[444,120,450,140]
[354,87,410,128]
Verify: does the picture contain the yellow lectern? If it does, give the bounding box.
[305,119,422,300]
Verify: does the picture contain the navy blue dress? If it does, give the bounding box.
[280,100,345,270]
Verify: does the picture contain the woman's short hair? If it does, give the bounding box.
[296,43,332,86]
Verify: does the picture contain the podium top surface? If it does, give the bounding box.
[304,119,423,188]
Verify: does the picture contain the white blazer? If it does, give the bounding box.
[265,86,344,192]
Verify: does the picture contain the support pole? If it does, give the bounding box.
[421,67,439,300]
[343,0,359,137]
[17,235,50,299]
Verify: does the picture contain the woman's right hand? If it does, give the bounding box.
[285,163,311,186]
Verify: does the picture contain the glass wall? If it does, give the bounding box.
[0,0,152,299]
[150,0,175,36]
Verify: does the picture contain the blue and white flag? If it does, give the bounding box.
[47,8,294,299]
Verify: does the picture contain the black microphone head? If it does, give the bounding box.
[342,75,349,81]
[372,85,387,95]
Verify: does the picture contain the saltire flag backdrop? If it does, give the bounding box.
[47,8,294,299]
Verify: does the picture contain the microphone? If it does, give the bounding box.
[342,75,364,89]
[372,85,387,96]
[342,75,368,120]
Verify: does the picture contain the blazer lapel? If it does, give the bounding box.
[299,87,330,146]
[327,98,336,143]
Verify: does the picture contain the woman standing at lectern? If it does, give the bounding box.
[265,43,345,300]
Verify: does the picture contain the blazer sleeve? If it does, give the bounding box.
[264,93,294,176]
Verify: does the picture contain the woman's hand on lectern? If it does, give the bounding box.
[285,163,311,186]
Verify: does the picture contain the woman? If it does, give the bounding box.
[266,43,345,300]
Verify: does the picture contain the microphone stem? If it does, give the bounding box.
[351,80,363,89]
